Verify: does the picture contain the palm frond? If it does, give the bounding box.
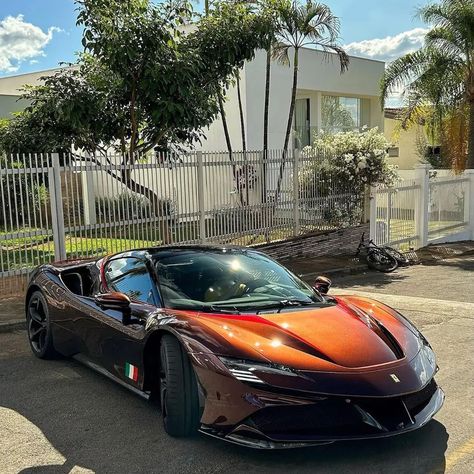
[381,49,432,105]
[271,41,290,65]
[274,0,348,71]
[312,39,349,72]
[425,26,465,57]
[419,2,452,27]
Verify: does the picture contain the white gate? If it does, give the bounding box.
[371,165,474,250]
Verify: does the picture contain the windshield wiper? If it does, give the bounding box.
[202,304,241,315]
[254,299,321,314]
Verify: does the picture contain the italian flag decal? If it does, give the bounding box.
[125,362,138,382]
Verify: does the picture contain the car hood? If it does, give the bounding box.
[193,295,421,372]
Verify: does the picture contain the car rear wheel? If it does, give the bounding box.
[26,291,58,359]
[159,335,200,437]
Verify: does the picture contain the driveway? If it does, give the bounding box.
[0,257,473,473]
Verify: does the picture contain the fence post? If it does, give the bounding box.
[415,164,431,248]
[196,151,206,243]
[293,149,300,236]
[386,188,393,245]
[48,153,67,261]
[465,169,474,240]
[369,186,377,242]
[81,152,97,225]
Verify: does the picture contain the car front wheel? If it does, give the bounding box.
[159,335,200,437]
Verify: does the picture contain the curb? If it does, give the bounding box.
[0,320,26,333]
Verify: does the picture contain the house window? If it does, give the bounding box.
[294,98,310,148]
[388,147,400,158]
[322,95,369,132]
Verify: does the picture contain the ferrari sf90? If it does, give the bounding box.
[26,246,444,448]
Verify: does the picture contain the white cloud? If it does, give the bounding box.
[344,28,429,63]
[0,15,60,73]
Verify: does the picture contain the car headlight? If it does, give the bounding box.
[218,356,299,384]
[420,338,436,368]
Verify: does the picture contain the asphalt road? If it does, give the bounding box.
[0,257,473,474]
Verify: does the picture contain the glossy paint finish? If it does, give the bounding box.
[25,246,444,448]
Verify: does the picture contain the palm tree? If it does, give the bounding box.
[272,0,349,199]
[259,0,280,204]
[381,0,474,169]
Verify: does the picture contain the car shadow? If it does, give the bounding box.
[3,352,448,474]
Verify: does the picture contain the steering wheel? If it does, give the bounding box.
[243,278,271,294]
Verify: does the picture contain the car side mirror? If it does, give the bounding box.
[94,292,131,312]
[313,276,332,295]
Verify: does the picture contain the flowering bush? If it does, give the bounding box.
[301,127,398,195]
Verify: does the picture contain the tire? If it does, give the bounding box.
[366,249,399,273]
[159,335,200,437]
[26,291,59,359]
[383,246,410,266]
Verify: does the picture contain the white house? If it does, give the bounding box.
[0,52,387,232]
[200,47,385,151]
[0,48,385,151]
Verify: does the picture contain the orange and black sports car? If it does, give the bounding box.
[26,245,444,448]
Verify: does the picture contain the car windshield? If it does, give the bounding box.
[152,248,328,312]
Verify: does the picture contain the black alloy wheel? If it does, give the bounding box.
[27,291,58,359]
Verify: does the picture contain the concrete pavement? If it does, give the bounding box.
[0,257,473,473]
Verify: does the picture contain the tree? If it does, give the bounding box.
[272,0,349,199]
[0,0,272,241]
[0,0,271,235]
[258,0,281,204]
[381,0,474,169]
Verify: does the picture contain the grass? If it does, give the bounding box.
[3,216,460,272]
[1,235,157,272]
[0,221,312,272]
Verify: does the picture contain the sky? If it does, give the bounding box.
[0,0,428,77]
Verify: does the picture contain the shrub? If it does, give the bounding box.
[95,193,175,222]
[0,156,49,230]
[301,127,399,195]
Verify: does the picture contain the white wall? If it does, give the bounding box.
[0,67,73,95]
[197,48,385,152]
[0,95,30,119]
[0,67,75,120]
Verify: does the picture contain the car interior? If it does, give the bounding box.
[60,264,99,297]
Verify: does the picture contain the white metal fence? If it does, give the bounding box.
[371,165,474,250]
[1,149,364,280]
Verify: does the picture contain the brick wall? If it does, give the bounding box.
[254,224,369,261]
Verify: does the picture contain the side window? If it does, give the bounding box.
[105,258,156,305]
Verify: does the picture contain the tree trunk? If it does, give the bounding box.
[468,100,474,169]
[236,74,246,152]
[218,92,244,206]
[262,48,271,205]
[274,47,299,203]
[80,153,172,243]
[129,83,138,157]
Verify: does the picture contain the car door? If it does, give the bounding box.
[84,256,160,386]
